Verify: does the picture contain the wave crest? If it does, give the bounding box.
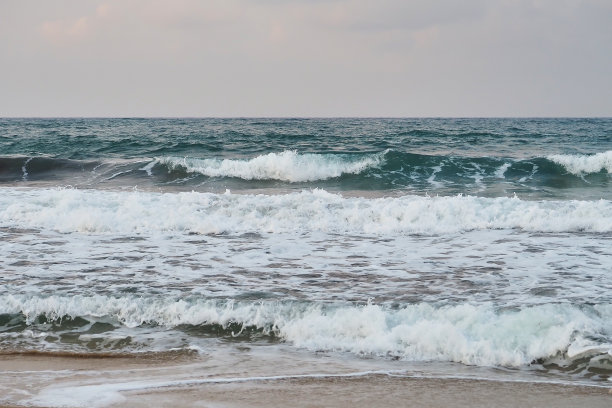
[2,294,610,368]
[156,150,386,182]
[547,151,612,175]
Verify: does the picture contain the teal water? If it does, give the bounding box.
[1,118,610,198]
[0,118,611,385]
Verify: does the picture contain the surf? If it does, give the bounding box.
[2,294,610,370]
[1,187,610,234]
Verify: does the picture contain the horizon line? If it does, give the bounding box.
[1,116,611,120]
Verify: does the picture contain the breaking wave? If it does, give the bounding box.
[0,187,611,234]
[154,150,386,182]
[2,151,610,191]
[548,151,612,175]
[1,294,611,369]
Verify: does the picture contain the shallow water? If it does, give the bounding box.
[0,118,611,397]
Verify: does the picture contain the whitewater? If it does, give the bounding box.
[1,188,611,234]
[0,118,611,401]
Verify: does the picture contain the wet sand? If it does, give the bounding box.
[123,376,612,408]
[1,352,610,408]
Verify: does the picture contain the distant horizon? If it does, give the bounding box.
[2,116,612,120]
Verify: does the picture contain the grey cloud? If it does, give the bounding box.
[0,0,610,116]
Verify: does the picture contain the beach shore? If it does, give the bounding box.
[119,375,612,408]
[1,353,610,408]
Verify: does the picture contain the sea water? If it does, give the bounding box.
[0,118,610,389]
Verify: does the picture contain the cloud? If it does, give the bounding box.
[1,0,611,116]
[318,0,487,32]
[41,16,90,44]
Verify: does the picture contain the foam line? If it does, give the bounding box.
[3,295,611,368]
[156,150,386,182]
[1,187,610,234]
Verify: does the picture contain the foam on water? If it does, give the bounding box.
[157,150,386,182]
[494,163,511,178]
[548,151,612,175]
[1,187,610,235]
[1,294,610,368]
[28,370,407,408]
[1,119,611,400]
[2,150,609,200]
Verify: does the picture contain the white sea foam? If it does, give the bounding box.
[21,157,33,181]
[494,163,511,178]
[0,187,611,235]
[2,294,610,368]
[426,164,444,187]
[155,150,385,182]
[548,151,612,175]
[32,383,127,408]
[139,161,155,176]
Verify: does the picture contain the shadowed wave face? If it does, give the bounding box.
[0,117,610,199]
[1,295,611,380]
[0,149,609,199]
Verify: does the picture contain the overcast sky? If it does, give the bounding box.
[0,0,610,117]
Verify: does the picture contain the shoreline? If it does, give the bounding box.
[1,353,610,408]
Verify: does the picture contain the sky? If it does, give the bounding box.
[0,0,611,117]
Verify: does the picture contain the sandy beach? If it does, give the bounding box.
[118,376,612,408]
[1,352,610,408]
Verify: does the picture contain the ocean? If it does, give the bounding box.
[0,118,611,405]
